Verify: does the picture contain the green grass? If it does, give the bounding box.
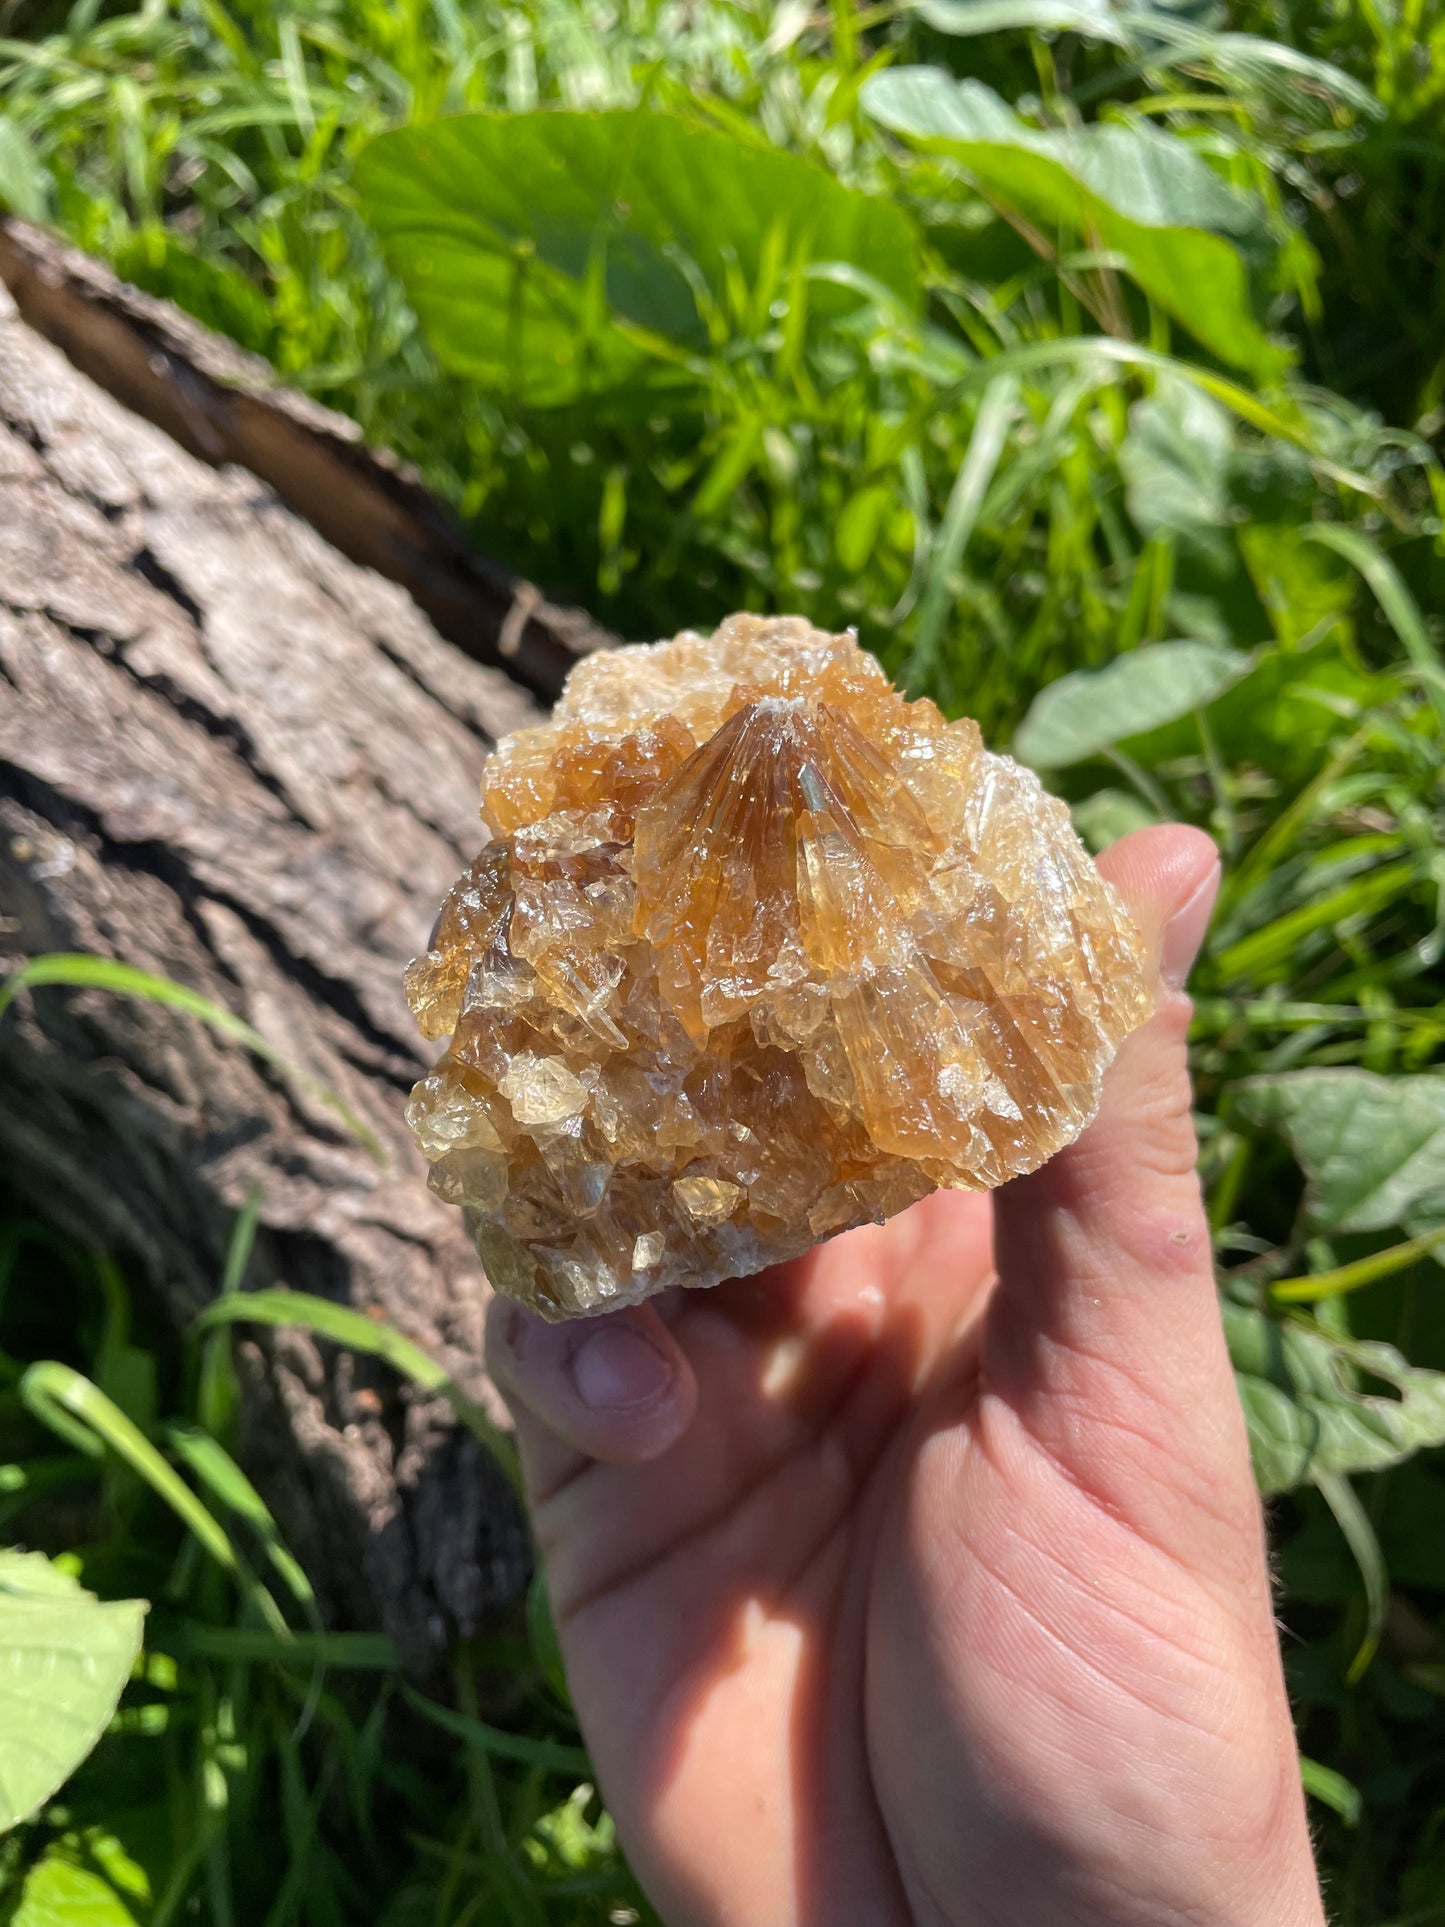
[0,1191,656,1927]
[3,0,1445,1921]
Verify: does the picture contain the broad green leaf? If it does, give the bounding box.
[0,1551,147,1832]
[913,1,1384,120]
[524,1781,618,1876]
[1231,1070,1445,1239]
[0,116,51,222]
[1225,1299,1445,1493]
[11,1830,152,1922]
[915,0,1240,45]
[916,0,1139,37]
[1014,640,1251,766]
[861,69,1280,376]
[1120,376,1234,537]
[358,109,919,406]
[868,71,1266,246]
[11,1849,139,1927]
[1088,626,1383,783]
[1169,33,1384,120]
[1069,788,1158,851]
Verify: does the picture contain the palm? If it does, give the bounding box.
[493,831,1322,1927]
[528,1190,993,1927]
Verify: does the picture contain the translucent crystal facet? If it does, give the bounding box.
[404,616,1155,1319]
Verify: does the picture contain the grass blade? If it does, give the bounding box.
[0,955,384,1164]
[170,1625,401,1668]
[164,1421,316,1613]
[196,1191,260,1444]
[1304,525,1445,737]
[943,338,1382,495]
[1271,1227,1445,1302]
[19,1361,285,1633]
[193,1290,521,1493]
[401,1684,590,1777]
[907,373,1019,691]
[1300,1753,1362,1827]
[1315,1470,1389,1685]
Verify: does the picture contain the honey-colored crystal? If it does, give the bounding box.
[404,616,1154,1319]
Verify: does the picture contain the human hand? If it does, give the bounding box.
[486,825,1325,1927]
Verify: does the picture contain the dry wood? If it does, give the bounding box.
[0,266,545,1663]
[0,217,614,702]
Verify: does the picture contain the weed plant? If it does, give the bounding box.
[2,1,1445,1922]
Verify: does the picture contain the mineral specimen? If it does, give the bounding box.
[404,616,1154,1319]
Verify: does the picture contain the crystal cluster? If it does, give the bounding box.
[404,616,1154,1319]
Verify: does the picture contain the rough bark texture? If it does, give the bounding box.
[0,217,614,702]
[0,266,547,1665]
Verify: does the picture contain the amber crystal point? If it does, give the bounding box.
[404,616,1155,1319]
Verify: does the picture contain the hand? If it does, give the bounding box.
[486,826,1325,1927]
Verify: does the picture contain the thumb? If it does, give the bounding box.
[987,824,1255,1556]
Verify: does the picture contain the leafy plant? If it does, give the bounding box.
[1012,637,1254,768]
[1,1193,649,1925]
[0,963,558,1919]
[3,0,1445,1918]
[1225,1303,1445,1496]
[1232,1070,1445,1244]
[860,63,1282,374]
[0,1551,146,1835]
[358,108,920,405]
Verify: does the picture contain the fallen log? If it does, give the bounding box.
[0,217,613,703]
[0,252,564,1664]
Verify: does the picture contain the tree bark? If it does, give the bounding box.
[0,218,613,703]
[0,257,557,1665]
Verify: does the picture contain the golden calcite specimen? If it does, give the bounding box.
[404,616,1154,1319]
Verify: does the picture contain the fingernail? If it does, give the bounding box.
[1161,863,1221,990]
[571,1324,672,1411]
